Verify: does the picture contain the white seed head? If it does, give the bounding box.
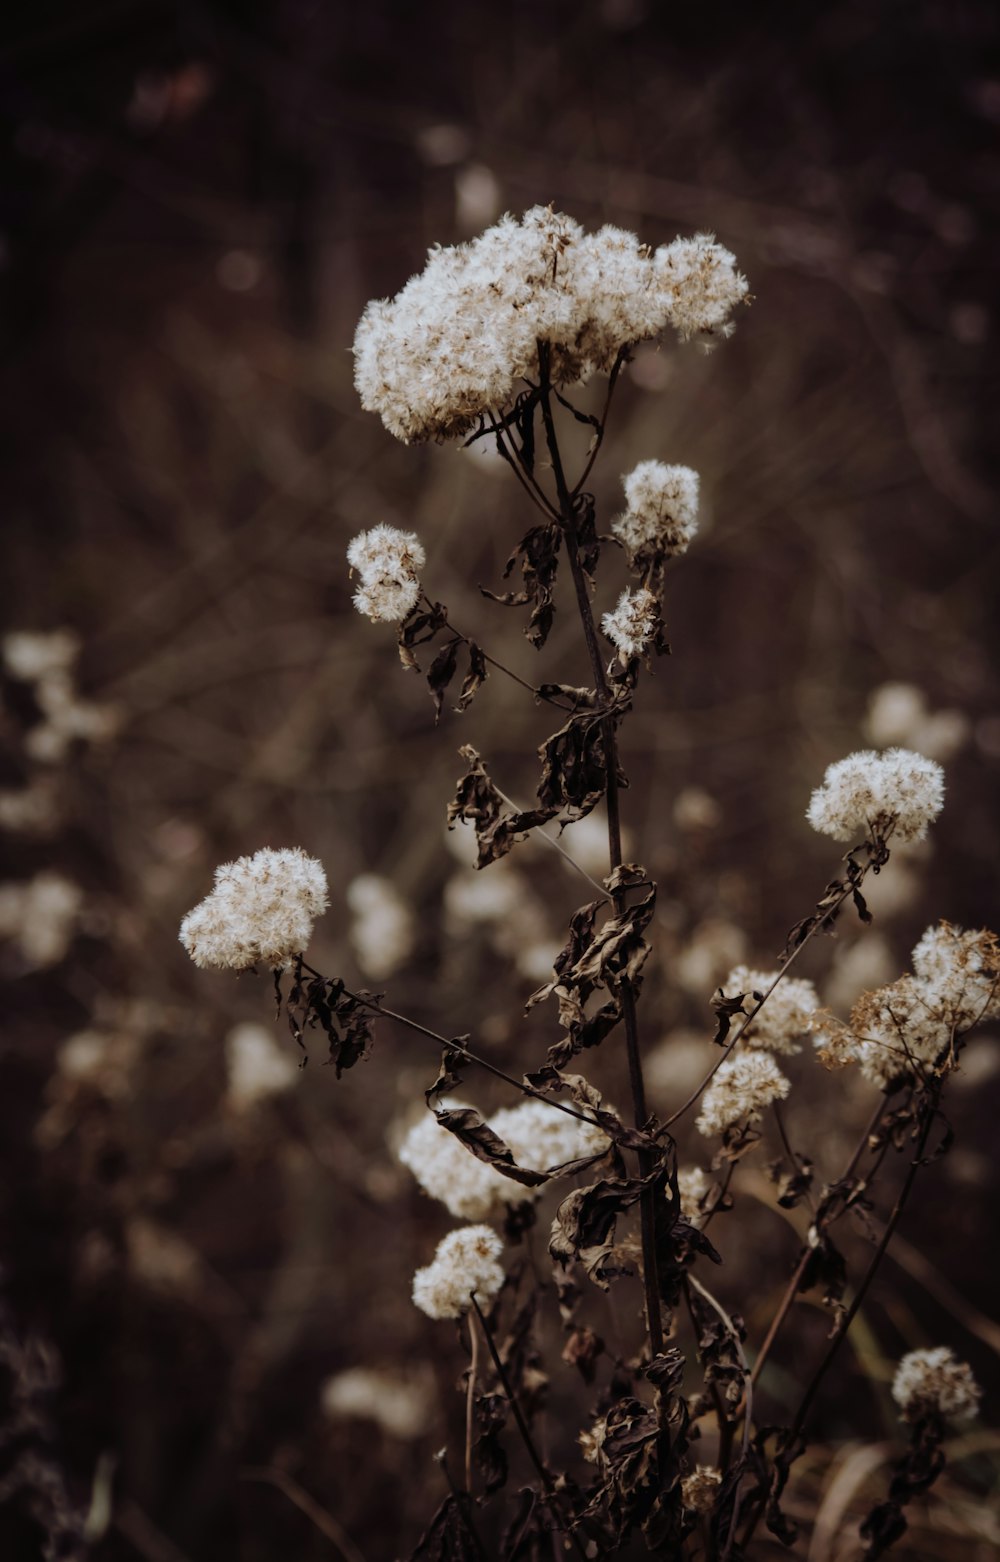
[411,1224,505,1320]
[179,847,329,971]
[612,460,700,559]
[723,967,818,1055]
[892,1347,981,1422]
[354,211,747,443]
[677,1167,710,1227]
[696,1051,790,1138]
[806,748,945,843]
[347,524,425,623]
[601,587,660,660]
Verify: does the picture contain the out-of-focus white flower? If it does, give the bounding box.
[412,1225,505,1320]
[601,587,660,660]
[179,847,329,970]
[673,786,720,833]
[347,873,414,980]
[910,922,1000,1026]
[892,1347,981,1422]
[321,1366,431,1440]
[675,919,748,997]
[612,460,699,560]
[824,933,896,1014]
[347,524,425,623]
[865,682,969,763]
[722,966,818,1055]
[696,1052,790,1138]
[398,1096,609,1220]
[806,748,945,843]
[677,1167,710,1227]
[0,872,82,967]
[225,1022,298,1111]
[3,629,80,682]
[680,1466,722,1513]
[354,208,747,444]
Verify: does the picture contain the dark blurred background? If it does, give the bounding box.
[1,2,998,1558]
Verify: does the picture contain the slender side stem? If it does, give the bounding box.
[787,1085,940,1442]
[465,1309,481,1496]
[492,422,561,522]
[431,601,574,712]
[571,348,626,499]
[686,1273,753,1560]
[536,351,664,1357]
[471,1297,589,1562]
[296,966,607,1135]
[739,1085,941,1552]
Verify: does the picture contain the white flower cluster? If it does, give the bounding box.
[398,1098,611,1220]
[179,847,329,970]
[891,1347,981,1422]
[601,587,660,660]
[680,1466,722,1514]
[865,682,968,763]
[696,1051,790,1138]
[321,1365,430,1440]
[812,921,1000,1087]
[354,208,747,443]
[412,1224,505,1320]
[347,524,425,622]
[225,1022,298,1111]
[806,748,945,844]
[723,966,819,1056]
[612,461,700,560]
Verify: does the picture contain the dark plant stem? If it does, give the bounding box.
[537,348,665,1358]
[739,1083,941,1551]
[471,1297,590,1562]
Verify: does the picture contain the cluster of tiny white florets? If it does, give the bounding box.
[411,1224,506,1320]
[722,967,819,1056]
[676,1166,710,1227]
[178,847,329,970]
[612,461,700,560]
[398,1098,611,1220]
[696,1051,790,1138]
[347,524,425,622]
[891,1347,981,1422]
[806,748,945,844]
[354,208,748,443]
[680,1466,723,1514]
[601,587,660,660]
[811,921,1000,1087]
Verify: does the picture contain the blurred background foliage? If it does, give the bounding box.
[0,1,998,1557]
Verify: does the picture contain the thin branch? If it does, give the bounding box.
[241,1468,367,1562]
[570,348,626,498]
[471,1297,590,1562]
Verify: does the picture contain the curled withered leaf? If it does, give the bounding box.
[455,642,487,713]
[408,1493,479,1562]
[481,522,562,648]
[603,862,649,895]
[536,707,623,821]
[285,970,375,1076]
[447,745,556,867]
[397,601,449,673]
[571,887,656,989]
[536,682,599,708]
[424,1045,468,1109]
[562,1326,605,1384]
[472,1392,509,1495]
[434,1107,548,1189]
[550,1162,667,1281]
[711,988,748,1046]
[523,1065,655,1155]
[687,1288,747,1408]
[426,638,460,723]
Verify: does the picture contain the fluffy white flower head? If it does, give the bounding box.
[911,921,1000,1029]
[398,1104,516,1220]
[891,1347,981,1422]
[490,1099,610,1173]
[347,524,425,623]
[696,1051,790,1138]
[412,1225,505,1320]
[612,461,700,559]
[179,847,329,971]
[806,748,945,843]
[601,587,660,660]
[354,210,747,443]
[723,966,818,1056]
